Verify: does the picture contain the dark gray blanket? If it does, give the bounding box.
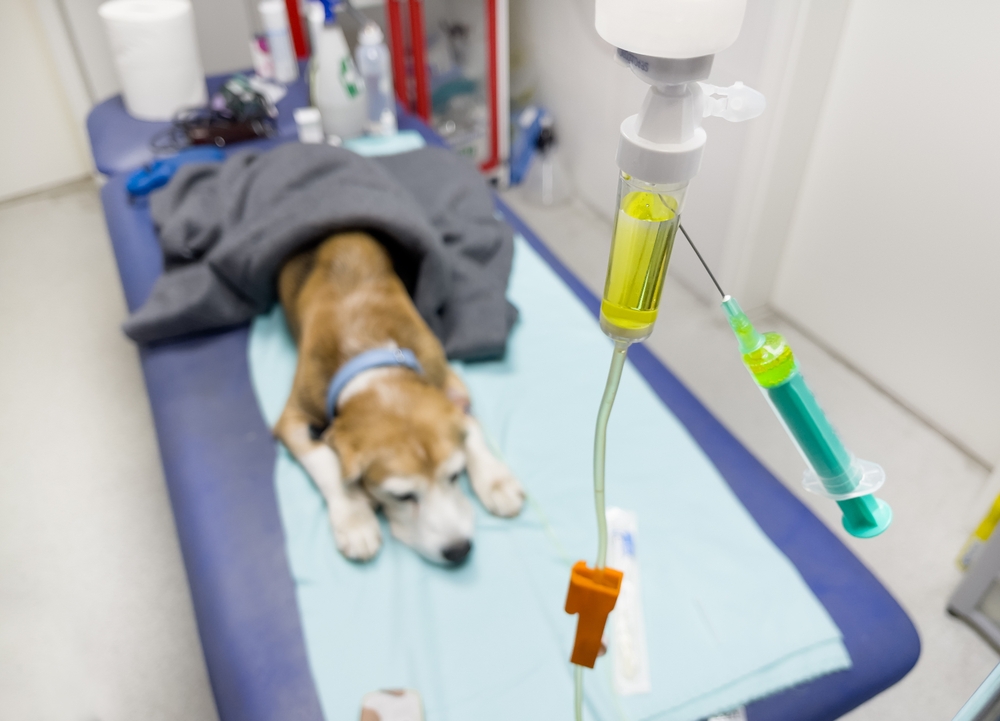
[124,143,517,360]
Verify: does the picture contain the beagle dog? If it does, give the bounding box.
[274,232,524,564]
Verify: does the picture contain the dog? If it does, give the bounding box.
[274,232,525,564]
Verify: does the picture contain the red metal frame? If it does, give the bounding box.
[480,0,499,172]
[408,0,431,120]
[385,0,410,109]
[283,0,310,59]
[386,0,502,172]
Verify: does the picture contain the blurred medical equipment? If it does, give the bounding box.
[149,75,277,152]
[508,106,544,185]
[294,107,325,144]
[99,0,207,122]
[381,0,508,175]
[675,227,891,539]
[356,20,398,136]
[250,35,276,80]
[260,0,300,83]
[125,146,225,196]
[957,493,1000,570]
[307,1,366,141]
[949,516,1000,651]
[952,662,1000,721]
[520,115,571,206]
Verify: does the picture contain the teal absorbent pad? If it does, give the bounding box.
[247,237,851,721]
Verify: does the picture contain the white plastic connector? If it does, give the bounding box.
[615,51,766,184]
[700,81,766,122]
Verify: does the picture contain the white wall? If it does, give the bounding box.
[508,0,818,299]
[0,0,91,201]
[772,1,1000,465]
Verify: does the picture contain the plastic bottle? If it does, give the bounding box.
[293,106,325,144]
[354,22,397,136]
[258,0,299,83]
[307,1,366,140]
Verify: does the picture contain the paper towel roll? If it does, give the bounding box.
[99,0,208,121]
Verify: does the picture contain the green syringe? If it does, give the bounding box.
[681,227,892,538]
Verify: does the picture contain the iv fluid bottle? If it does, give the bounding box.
[600,174,688,342]
[355,22,397,136]
[307,2,366,140]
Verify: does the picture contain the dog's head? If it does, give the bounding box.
[329,371,475,565]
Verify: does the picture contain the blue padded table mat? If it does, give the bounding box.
[93,94,919,720]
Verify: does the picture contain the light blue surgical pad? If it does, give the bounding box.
[248,237,850,721]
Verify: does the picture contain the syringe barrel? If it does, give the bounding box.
[599,174,688,342]
[764,370,856,490]
[760,363,891,537]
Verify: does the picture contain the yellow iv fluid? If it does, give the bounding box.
[601,190,679,336]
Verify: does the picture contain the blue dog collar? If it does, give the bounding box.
[326,347,423,418]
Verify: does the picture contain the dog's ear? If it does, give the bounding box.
[322,427,364,485]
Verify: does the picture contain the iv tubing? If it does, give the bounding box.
[594,339,630,569]
[576,338,631,721]
[574,665,584,721]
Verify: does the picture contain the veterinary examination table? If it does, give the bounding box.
[88,79,919,721]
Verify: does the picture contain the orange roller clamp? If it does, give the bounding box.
[564,561,623,668]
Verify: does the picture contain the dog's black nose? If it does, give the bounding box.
[442,540,472,565]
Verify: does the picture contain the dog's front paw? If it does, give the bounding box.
[330,501,382,561]
[473,466,525,518]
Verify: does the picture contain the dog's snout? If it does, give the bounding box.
[442,539,472,565]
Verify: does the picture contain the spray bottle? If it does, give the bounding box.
[307,0,366,141]
[355,21,398,136]
[258,0,299,84]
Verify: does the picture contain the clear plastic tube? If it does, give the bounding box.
[576,172,678,720]
[575,338,630,721]
[574,664,584,721]
[594,340,629,569]
[600,174,688,342]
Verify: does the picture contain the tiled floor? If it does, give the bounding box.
[0,177,995,720]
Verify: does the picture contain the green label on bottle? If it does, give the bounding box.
[340,58,363,98]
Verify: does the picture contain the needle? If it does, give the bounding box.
[678,223,726,299]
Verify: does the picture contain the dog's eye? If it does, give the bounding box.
[449,473,460,484]
[393,492,418,503]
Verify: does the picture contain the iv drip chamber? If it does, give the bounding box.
[600,174,688,342]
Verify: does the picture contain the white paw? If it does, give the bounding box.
[330,501,382,561]
[473,466,525,518]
